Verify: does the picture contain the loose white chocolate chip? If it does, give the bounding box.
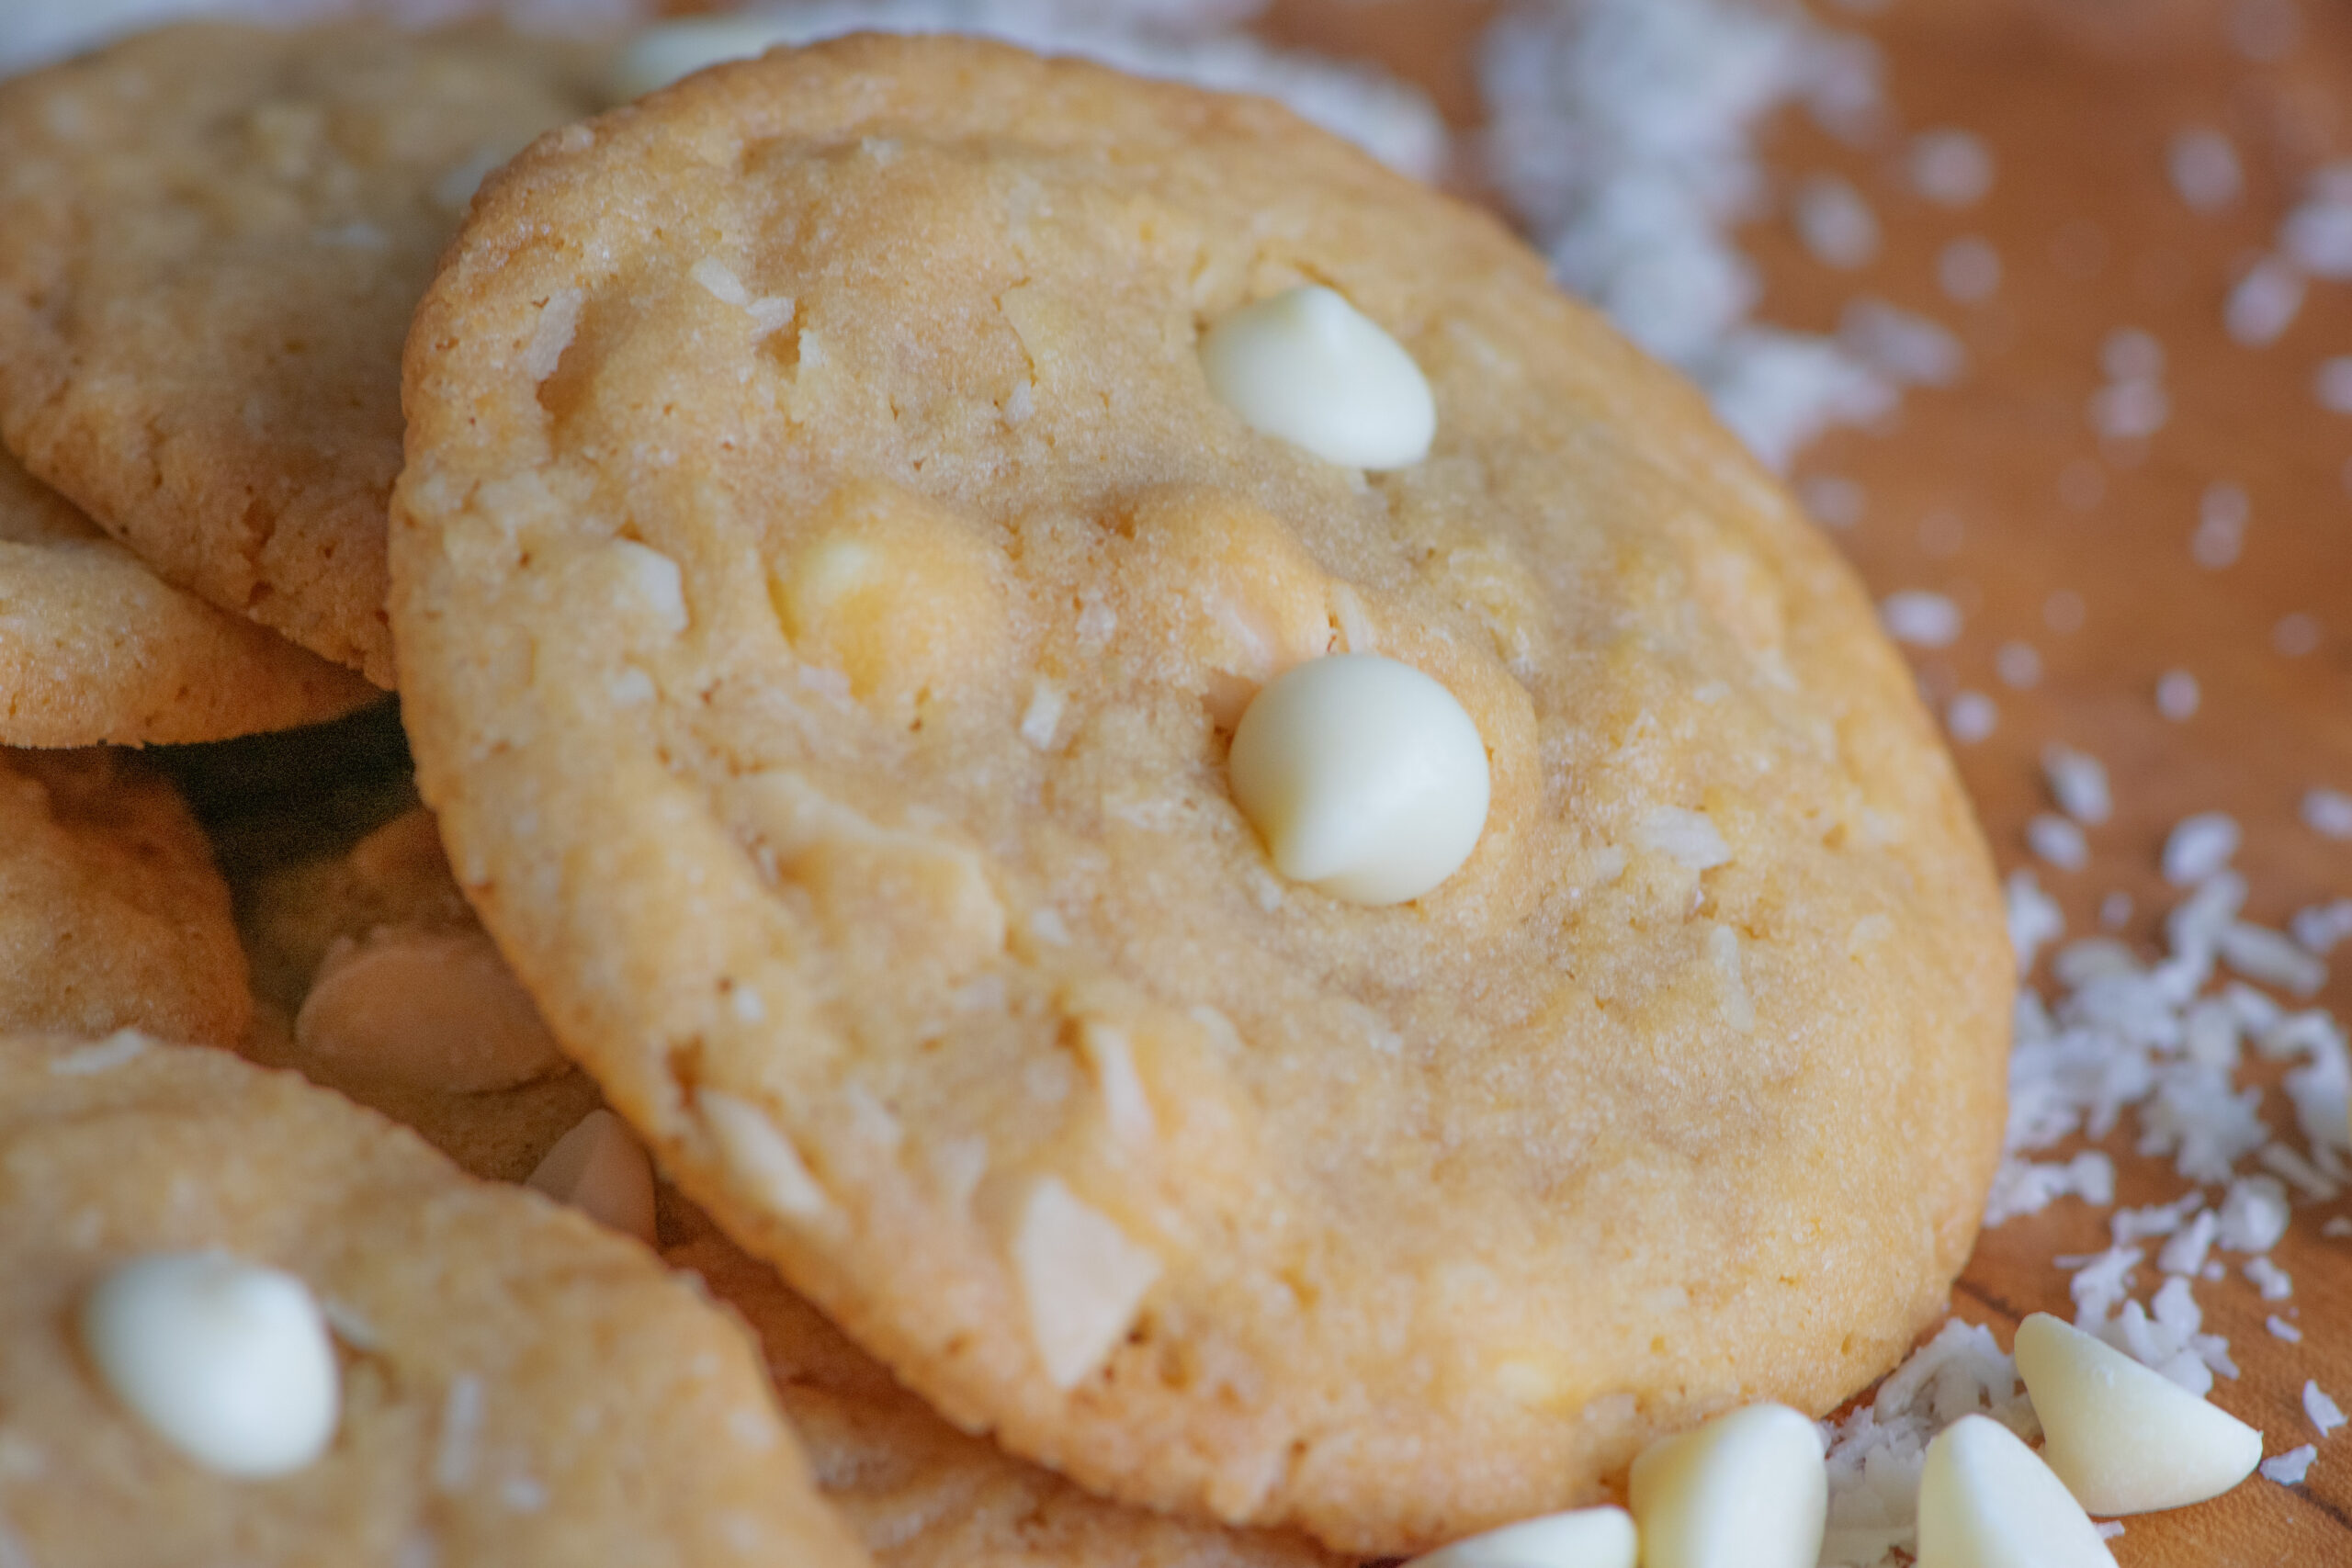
[2012,1311,2263,1514]
[1010,1177,1161,1390]
[605,16,806,104]
[295,927,568,1094]
[1404,1507,1639,1568]
[80,1252,340,1479]
[526,1110,659,1247]
[1627,1404,1826,1568]
[1227,653,1490,906]
[1915,1414,2118,1568]
[1198,285,1436,469]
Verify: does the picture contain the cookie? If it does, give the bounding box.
[0,746,249,1043]
[0,1031,874,1568]
[0,20,616,685]
[0,445,378,746]
[390,36,2010,1551]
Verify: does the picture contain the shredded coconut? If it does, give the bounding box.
[2306,1381,2346,1438]
[1479,0,1894,468]
[2262,1445,2317,1485]
[2224,255,2304,346]
[1936,235,2001,302]
[2156,669,2201,720]
[1880,591,1962,648]
[2168,127,2244,211]
[2028,813,2089,872]
[2315,356,2352,415]
[1793,174,1881,268]
[2041,744,2112,826]
[1907,128,1994,207]
[2163,812,2241,886]
[1944,691,1996,744]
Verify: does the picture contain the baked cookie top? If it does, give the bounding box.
[0,21,614,685]
[0,747,249,1044]
[0,447,377,746]
[0,1032,873,1568]
[391,35,2010,1551]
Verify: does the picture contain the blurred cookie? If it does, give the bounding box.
[0,447,377,746]
[0,746,248,1043]
[0,1032,872,1568]
[391,35,2009,1551]
[0,21,614,683]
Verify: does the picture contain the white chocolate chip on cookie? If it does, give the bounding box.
[1227,653,1490,905]
[1199,285,1435,469]
[1628,1404,1826,1568]
[80,1251,340,1478]
[527,1109,660,1247]
[2012,1312,2262,1515]
[1915,1414,2118,1568]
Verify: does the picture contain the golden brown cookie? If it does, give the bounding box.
[0,1032,875,1568]
[390,36,2009,1551]
[0,446,378,746]
[237,798,1351,1567]
[0,746,249,1043]
[0,21,616,684]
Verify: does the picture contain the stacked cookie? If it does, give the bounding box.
[0,17,2015,1568]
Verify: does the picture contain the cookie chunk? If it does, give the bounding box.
[0,21,615,684]
[0,1032,874,1568]
[0,447,377,746]
[391,36,2010,1551]
[0,747,249,1043]
[240,804,602,1184]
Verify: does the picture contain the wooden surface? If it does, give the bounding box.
[1270,0,2352,1559]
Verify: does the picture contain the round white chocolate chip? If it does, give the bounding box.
[79,1252,340,1479]
[1916,1414,2119,1568]
[2012,1311,2263,1515]
[1627,1403,1826,1568]
[605,16,808,104]
[1403,1506,1639,1568]
[1227,652,1490,906]
[295,926,568,1094]
[1198,285,1436,469]
[526,1109,660,1247]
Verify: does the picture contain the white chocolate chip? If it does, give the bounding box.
[605,16,808,104]
[1404,1507,1639,1568]
[79,1252,340,1478]
[1199,285,1435,469]
[1010,1177,1160,1389]
[1628,1404,1826,1568]
[2011,1312,2262,1514]
[295,927,568,1094]
[526,1110,658,1247]
[700,1090,828,1219]
[1915,1414,2118,1568]
[1227,653,1490,906]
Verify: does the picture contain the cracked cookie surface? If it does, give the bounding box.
[391,35,2010,1552]
[0,21,614,683]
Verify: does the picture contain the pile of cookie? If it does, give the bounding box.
[0,12,2202,1568]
